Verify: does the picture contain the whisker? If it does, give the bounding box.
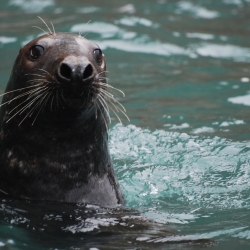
[18,92,46,116]
[25,73,46,78]
[107,98,130,122]
[96,95,111,124]
[8,87,48,115]
[107,103,122,124]
[6,90,47,124]
[38,69,55,79]
[95,100,108,131]
[32,26,49,35]
[50,21,56,35]
[97,71,109,76]
[100,89,126,112]
[99,92,129,122]
[50,93,55,111]
[58,92,65,109]
[56,91,59,108]
[31,91,51,125]
[0,86,47,108]
[99,88,114,99]
[83,32,90,38]
[98,77,109,82]
[16,94,45,125]
[93,100,98,119]
[98,94,109,112]
[79,20,91,37]
[0,83,44,98]
[44,89,53,109]
[99,83,125,97]
[60,92,67,103]
[26,79,49,83]
[38,16,53,35]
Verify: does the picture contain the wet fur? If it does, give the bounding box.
[0,32,126,206]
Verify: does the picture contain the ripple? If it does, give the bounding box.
[177,1,219,19]
[0,36,17,44]
[76,7,100,14]
[196,43,250,62]
[186,32,215,40]
[118,4,136,14]
[9,0,54,13]
[97,39,188,56]
[233,230,250,240]
[192,127,215,134]
[228,94,250,106]
[116,16,158,28]
[70,22,120,39]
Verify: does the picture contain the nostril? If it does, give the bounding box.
[83,64,93,79]
[60,63,72,80]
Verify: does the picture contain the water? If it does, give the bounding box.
[1,0,250,249]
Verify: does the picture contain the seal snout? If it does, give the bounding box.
[57,56,95,85]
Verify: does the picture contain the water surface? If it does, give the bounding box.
[0,0,250,249]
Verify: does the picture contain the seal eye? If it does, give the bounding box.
[93,49,102,64]
[30,45,44,60]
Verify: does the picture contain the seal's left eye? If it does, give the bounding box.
[93,49,102,64]
[30,45,44,60]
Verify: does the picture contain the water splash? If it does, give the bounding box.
[110,124,250,210]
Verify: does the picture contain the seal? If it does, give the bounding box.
[0,30,125,207]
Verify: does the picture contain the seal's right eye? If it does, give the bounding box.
[93,49,102,64]
[30,45,44,60]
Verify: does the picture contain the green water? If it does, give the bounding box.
[1,0,250,249]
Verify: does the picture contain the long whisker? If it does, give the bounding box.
[99,88,114,98]
[106,98,130,122]
[97,71,109,76]
[100,89,126,112]
[6,90,48,124]
[0,86,47,108]
[8,87,49,115]
[60,92,67,103]
[107,103,122,124]
[50,93,55,111]
[18,91,47,116]
[25,73,46,78]
[99,91,130,122]
[56,91,59,108]
[32,26,49,35]
[50,21,56,35]
[31,91,51,125]
[96,95,111,124]
[38,16,53,35]
[26,79,50,84]
[38,69,54,79]
[99,83,125,97]
[0,83,44,98]
[93,99,98,119]
[79,20,91,37]
[43,89,53,109]
[95,100,108,131]
[16,93,46,126]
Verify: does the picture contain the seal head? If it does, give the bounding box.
[0,32,124,206]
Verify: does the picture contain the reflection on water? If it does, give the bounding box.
[0,0,250,249]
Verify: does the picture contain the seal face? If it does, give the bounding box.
[0,32,124,206]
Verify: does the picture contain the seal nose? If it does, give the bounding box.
[58,62,94,82]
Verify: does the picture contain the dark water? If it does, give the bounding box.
[1,0,250,249]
